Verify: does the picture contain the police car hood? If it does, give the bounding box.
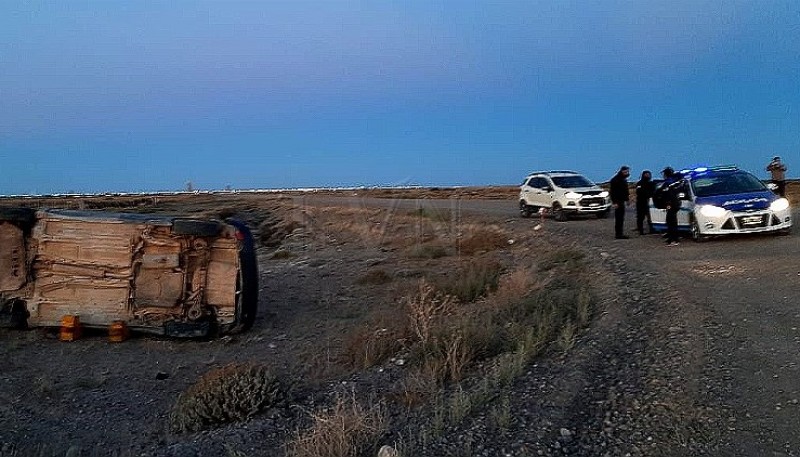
[695,191,776,211]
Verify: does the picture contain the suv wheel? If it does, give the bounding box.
[519,201,534,218]
[552,203,568,222]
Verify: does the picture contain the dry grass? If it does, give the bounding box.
[342,326,406,370]
[170,363,284,433]
[357,269,393,285]
[437,259,502,303]
[457,227,509,256]
[287,392,387,457]
[406,242,449,259]
[405,280,456,346]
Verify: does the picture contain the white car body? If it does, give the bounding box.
[519,171,611,221]
[650,166,792,240]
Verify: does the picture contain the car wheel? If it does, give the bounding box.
[519,201,533,218]
[172,219,222,237]
[690,219,706,242]
[552,203,568,222]
[221,219,259,334]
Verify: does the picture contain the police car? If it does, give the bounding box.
[650,166,792,240]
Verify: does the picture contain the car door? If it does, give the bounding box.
[676,181,692,229]
[536,177,557,208]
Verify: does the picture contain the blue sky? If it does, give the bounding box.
[1,1,798,194]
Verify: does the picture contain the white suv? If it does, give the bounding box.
[519,171,611,221]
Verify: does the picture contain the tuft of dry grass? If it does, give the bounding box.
[457,228,509,256]
[437,259,502,303]
[287,392,387,457]
[342,326,406,370]
[405,280,456,346]
[357,269,393,285]
[169,363,284,433]
[406,242,449,259]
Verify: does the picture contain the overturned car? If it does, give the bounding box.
[0,208,258,337]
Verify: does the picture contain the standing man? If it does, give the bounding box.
[766,156,787,197]
[661,167,681,246]
[635,170,655,235]
[609,165,631,239]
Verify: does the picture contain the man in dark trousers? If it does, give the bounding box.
[609,165,631,239]
[661,167,682,246]
[635,170,655,235]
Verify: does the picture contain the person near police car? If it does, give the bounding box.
[661,167,682,246]
[766,156,787,197]
[609,165,631,239]
[635,170,655,235]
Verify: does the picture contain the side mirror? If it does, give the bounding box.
[544,186,553,192]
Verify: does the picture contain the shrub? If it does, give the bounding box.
[457,229,508,255]
[438,259,502,303]
[357,269,393,285]
[287,392,387,457]
[342,326,405,369]
[170,363,284,433]
[407,242,449,259]
[405,280,456,346]
[537,248,586,272]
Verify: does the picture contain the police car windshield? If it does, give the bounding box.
[691,171,767,197]
[551,175,594,188]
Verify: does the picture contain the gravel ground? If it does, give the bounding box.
[2,194,796,456]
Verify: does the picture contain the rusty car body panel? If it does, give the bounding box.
[0,208,258,337]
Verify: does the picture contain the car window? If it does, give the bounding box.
[533,177,550,189]
[551,175,594,188]
[691,171,767,197]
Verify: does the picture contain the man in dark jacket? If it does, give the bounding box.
[661,167,682,246]
[635,170,655,235]
[609,166,631,239]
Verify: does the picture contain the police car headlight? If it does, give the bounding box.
[565,192,581,199]
[699,205,726,218]
[770,198,790,212]
[599,191,609,198]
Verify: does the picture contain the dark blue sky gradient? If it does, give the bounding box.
[1,1,798,194]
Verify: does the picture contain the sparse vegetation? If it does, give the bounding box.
[170,364,285,433]
[406,242,449,259]
[287,392,387,457]
[357,269,393,285]
[438,259,502,303]
[457,228,509,255]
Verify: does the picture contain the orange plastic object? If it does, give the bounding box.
[108,320,130,342]
[59,315,82,341]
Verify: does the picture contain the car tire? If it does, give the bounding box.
[221,219,258,334]
[552,203,568,222]
[596,210,609,219]
[0,207,36,231]
[690,219,706,242]
[172,219,222,237]
[519,201,533,218]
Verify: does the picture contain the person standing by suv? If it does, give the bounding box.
[609,165,631,239]
[635,170,655,235]
[766,156,788,197]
